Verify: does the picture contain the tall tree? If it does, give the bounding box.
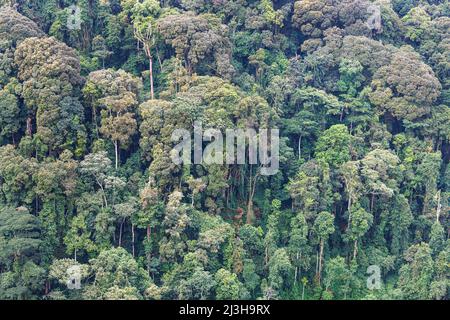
[83,69,142,169]
[313,211,335,286]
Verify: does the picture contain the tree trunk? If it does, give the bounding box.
[298,135,302,159]
[318,239,324,286]
[26,117,32,136]
[370,193,375,212]
[131,223,135,257]
[246,199,254,225]
[119,219,124,247]
[147,225,151,275]
[146,46,154,100]
[346,191,352,231]
[114,140,119,170]
[92,106,99,139]
[436,190,442,222]
[315,251,319,274]
[264,246,269,267]
[353,239,358,260]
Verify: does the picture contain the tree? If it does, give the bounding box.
[429,221,445,256]
[14,36,85,153]
[186,176,207,207]
[64,213,96,261]
[92,35,112,69]
[0,206,41,267]
[0,6,43,40]
[346,205,373,260]
[289,212,311,284]
[313,211,335,286]
[214,268,247,300]
[114,197,138,247]
[0,206,44,299]
[397,243,435,300]
[324,256,354,300]
[159,191,190,263]
[288,160,333,221]
[340,160,362,228]
[267,248,293,296]
[369,47,441,121]
[385,194,413,255]
[416,152,442,218]
[292,0,376,42]
[82,247,151,300]
[0,144,37,206]
[48,258,89,299]
[315,125,352,169]
[157,12,234,79]
[242,258,260,298]
[79,151,113,208]
[138,178,163,263]
[264,199,281,265]
[0,87,21,144]
[179,268,215,300]
[83,69,142,169]
[360,149,400,212]
[131,0,161,100]
[0,5,44,85]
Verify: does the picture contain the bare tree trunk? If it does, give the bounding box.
[26,117,32,136]
[119,219,124,247]
[114,141,119,170]
[346,190,352,231]
[146,46,155,100]
[315,251,319,274]
[436,190,442,222]
[318,239,324,286]
[370,193,375,212]
[92,106,99,139]
[298,135,302,159]
[156,46,163,72]
[264,246,269,267]
[246,198,254,225]
[131,223,135,257]
[302,285,305,300]
[147,225,152,275]
[353,239,358,260]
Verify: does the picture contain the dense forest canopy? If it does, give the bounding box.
[0,0,448,300]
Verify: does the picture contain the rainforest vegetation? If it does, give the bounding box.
[0,0,448,300]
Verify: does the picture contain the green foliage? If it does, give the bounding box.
[0,1,448,301]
